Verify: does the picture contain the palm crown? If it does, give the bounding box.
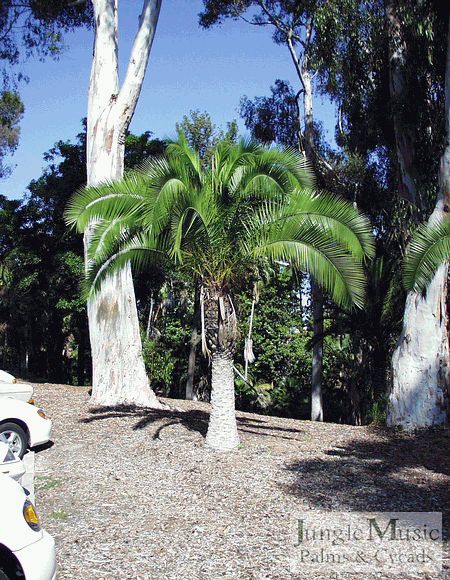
[67,134,374,309]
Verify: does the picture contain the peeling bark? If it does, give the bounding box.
[388,263,449,428]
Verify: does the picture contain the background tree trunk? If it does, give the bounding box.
[311,278,323,421]
[297,23,324,422]
[86,0,162,407]
[185,284,200,400]
[388,14,450,429]
[386,3,422,208]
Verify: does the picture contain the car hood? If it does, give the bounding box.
[0,383,34,403]
[0,371,33,403]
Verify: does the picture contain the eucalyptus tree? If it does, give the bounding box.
[385,5,450,430]
[394,11,450,428]
[84,0,163,408]
[0,1,164,404]
[67,134,375,450]
[0,0,93,88]
[309,0,450,429]
[239,80,299,148]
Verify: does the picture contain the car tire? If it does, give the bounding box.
[0,422,28,459]
[0,568,12,580]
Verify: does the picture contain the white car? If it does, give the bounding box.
[0,442,25,482]
[0,399,52,459]
[0,473,56,580]
[0,371,33,404]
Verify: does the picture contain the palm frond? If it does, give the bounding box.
[244,189,374,309]
[284,189,375,259]
[252,231,367,310]
[403,217,450,292]
[65,172,149,232]
[84,230,168,299]
[164,133,203,177]
[229,146,313,200]
[85,215,140,262]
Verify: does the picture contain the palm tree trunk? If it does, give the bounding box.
[203,286,240,450]
[205,349,240,451]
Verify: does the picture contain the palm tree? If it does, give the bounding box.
[66,134,374,451]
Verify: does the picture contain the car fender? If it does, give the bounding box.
[0,399,52,448]
[0,474,44,552]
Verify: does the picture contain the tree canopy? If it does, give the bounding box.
[0,90,24,178]
[0,0,93,179]
[0,0,93,88]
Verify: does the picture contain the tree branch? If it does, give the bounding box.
[257,0,289,37]
[88,0,119,124]
[116,0,162,131]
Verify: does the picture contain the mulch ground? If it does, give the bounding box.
[27,383,450,580]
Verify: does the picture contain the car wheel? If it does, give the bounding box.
[0,423,28,459]
[0,569,12,580]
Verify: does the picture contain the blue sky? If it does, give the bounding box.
[1,0,337,201]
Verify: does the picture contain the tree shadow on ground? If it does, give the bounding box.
[81,404,306,441]
[283,428,450,541]
[81,405,210,437]
[235,416,305,439]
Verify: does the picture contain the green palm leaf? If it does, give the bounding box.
[84,229,168,298]
[65,172,150,232]
[251,212,369,309]
[403,217,450,292]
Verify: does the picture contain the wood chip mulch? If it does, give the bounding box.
[28,383,449,580]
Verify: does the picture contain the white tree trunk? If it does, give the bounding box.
[302,48,324,422]
[205,351,240,451]
[388,263,449,429]
[287,18,324,422]
[388,16,450,430]
[86,0,162,407]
